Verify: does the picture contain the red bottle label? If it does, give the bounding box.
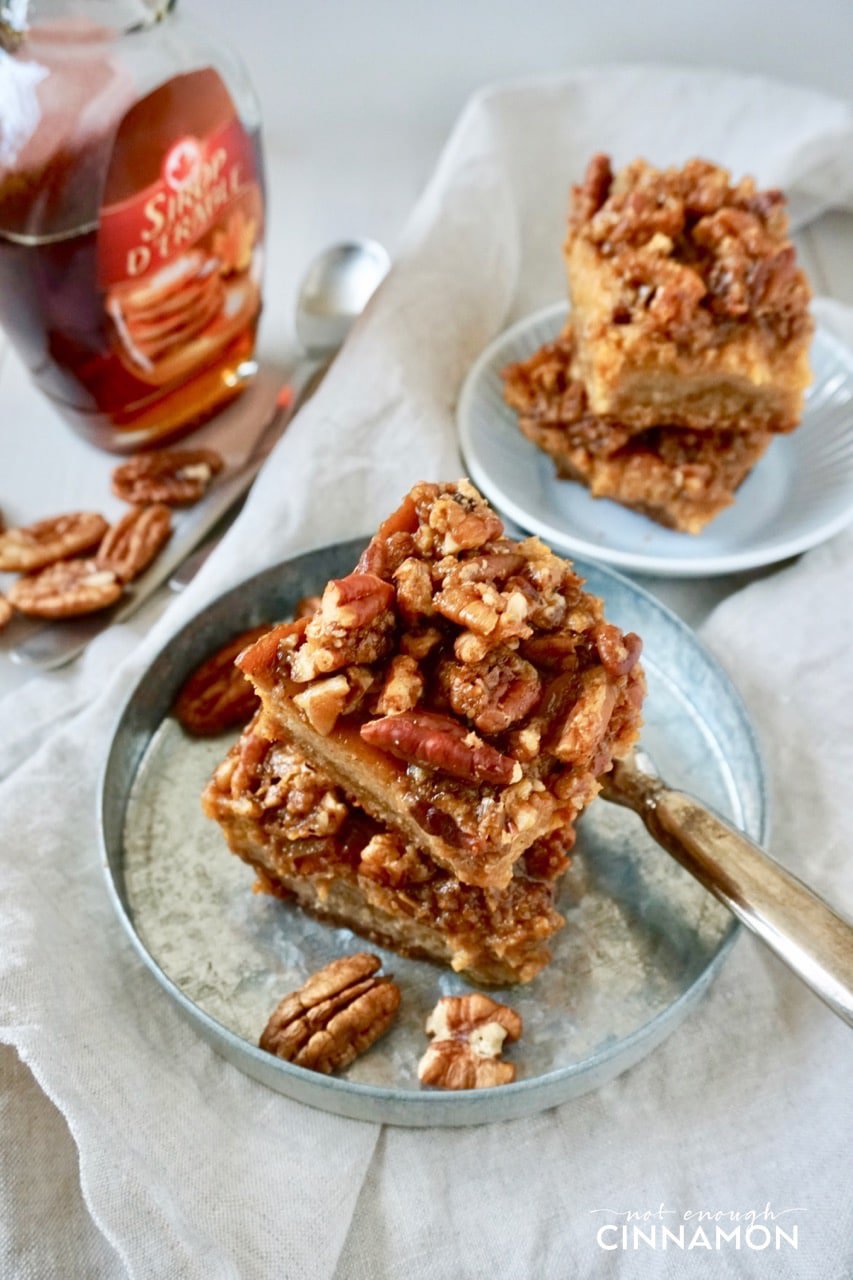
[97,68,263,388]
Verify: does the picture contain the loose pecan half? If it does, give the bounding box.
[360,710,521,785]
[418,993,522,1090]
[111,447,223,506]
[173,624,270,736]
[0,512,108,573]
[8,559,122,618]
[0,594,13,631]
[96,504,172,582]
[259,953,400,1074]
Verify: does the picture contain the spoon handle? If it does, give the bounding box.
[604,762,853,1027]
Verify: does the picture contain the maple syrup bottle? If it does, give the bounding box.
[0,1,266,452]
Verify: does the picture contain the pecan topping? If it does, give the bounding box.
[293,674,352,736]
[293,665,374,737]
[0,512,108,573]
[435,576,531,651]
[259,953,400,1074]
[400,626,443,660]
[0,594,13,631]
[393,556,434,623]
[357,495,419,576]
[230,734,347,838]
[375,655,424,716]
[569,152,613,228]
[418,994,522,1090]
[543,669,619,768]
[174,625,270,736]
[111,447,223,506]
[360,710,521,786]
[290,572,395,682]
[95,503,172,582]
[593,623,642,676]
[567,154,811,346]
[324,572,395,628]
[437,648,541,735]
[427,482,504,554]
[8,559,122,618]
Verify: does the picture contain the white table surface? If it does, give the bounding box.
[2,6,853,1274]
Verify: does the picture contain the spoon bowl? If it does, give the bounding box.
[295,239,390,358]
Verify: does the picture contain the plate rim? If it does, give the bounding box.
[458,300,853,578]
[98,539,768,1125]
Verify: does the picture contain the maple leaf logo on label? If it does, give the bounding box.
[163,137,202,190]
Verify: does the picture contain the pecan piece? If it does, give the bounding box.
[8,559,122,618]
[96,503,172,582]
[259,953,400,1074]
[0,594,13,631]
[322,572,395,629]
[418,994,522,1090]
[542,668,619,768]
[427,481,503,554]
[290,573,395,682]
[292,665,375,737]
[0,512,108,573]
[436,648,541,734]
[393,556,434,623]
[111,447,223,506]
[173,624,270,736]
[356,495,419,576]
[293,674,352,736]
[360,710,521,786]
[375,655,424,716]
[594,623,642,676]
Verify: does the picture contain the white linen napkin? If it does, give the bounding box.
[2,66,852,1279]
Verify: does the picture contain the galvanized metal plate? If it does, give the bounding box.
[100,540,767,1126]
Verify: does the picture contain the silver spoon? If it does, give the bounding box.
[602,747,853,1027]
[10,238,391,668]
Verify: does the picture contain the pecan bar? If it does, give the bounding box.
[504,326,772,533]
[237,482,644,889]
[565,155,813,433]
[203,722,571,985]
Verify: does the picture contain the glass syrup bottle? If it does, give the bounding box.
[0,0,266,452]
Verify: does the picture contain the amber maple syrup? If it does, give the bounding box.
[0,17,265,453]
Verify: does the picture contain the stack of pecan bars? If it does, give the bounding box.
[503,155,814,532]
[204,481,644,985]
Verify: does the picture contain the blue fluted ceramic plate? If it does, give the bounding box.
[100,539,767,1126]
[459,302,853,577]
